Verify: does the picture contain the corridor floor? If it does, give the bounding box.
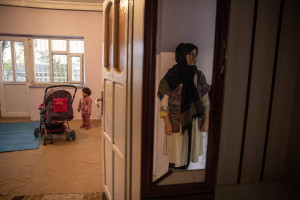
[1,118,299,200]
[0,118,103,200]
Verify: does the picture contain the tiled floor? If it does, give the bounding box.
[2,118,299,200]
[12,192,106,200]
[0,118,103,200]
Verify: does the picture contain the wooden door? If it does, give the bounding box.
[102,0,131,199]
[0,36,30,117]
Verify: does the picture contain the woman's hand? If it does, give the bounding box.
[200,111,209,132]
[200,120,209,132]
[163,115,173,135]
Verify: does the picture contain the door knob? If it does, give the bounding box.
[95,98,103,108]
[95,91,104,115]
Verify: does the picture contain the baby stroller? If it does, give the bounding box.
[34,85,77,145]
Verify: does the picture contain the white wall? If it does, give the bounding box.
[157,0,217,84]
[0,5,103,120]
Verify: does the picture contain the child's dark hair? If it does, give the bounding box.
[82,87,91,96]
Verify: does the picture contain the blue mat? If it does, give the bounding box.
[0,121,41,153]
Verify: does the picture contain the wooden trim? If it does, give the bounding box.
[0,34,84,40]
[11,40,16,82]
[208,0,231,188]
[113,0,119,72]
[103,0,113,71]
[141,0,231,199]
[49,40,53,83]
[141,0,157,197]
[0,0,103,11]
[69,54,83,84]
[153,170,173,185]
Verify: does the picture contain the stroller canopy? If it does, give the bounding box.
[44,89,74,123]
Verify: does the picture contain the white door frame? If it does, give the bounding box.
[102,0,133,199]
[0,36,30,117]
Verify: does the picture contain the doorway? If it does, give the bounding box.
[0,36,30,117]
[141,0,230,199]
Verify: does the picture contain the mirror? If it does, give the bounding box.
[141,0,229,198]
[153,0,217,184]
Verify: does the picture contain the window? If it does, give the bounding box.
[1,36,84,85]
[33,38,84,84]
[1,40,26,82]
[1,41,13,81]
[33,39,50,82]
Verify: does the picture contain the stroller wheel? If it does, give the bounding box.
[49,134,53,144]
[65,131,70,141]
[42,133,47,145]
[71,130,76,140]
[34,128,40,137]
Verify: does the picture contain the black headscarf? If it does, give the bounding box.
[158,43,202,131]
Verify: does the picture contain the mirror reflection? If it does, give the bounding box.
[153,0,216,183]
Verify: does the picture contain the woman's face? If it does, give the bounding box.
[186,49,197,66]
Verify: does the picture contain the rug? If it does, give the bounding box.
[0,121,41,152]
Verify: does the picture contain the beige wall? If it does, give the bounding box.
[0,5,103,120]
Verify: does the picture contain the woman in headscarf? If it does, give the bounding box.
[158,43,210,170]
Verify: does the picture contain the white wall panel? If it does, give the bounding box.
[114,83,126,157]
[104,138,113,199]
[4,85,28,113]
[104,79,113,140]
[113,153,125,200]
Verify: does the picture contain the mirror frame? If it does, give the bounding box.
[141,0,231,199]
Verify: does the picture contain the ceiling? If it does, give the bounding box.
[0,0,105,11]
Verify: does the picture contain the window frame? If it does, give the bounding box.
[51,53,68,83]
[0,39,28,83]
[30,37,84,85]
[69,54,83,84]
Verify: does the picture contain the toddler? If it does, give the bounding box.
[77,87,92,130]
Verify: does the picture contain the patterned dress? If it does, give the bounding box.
[160,70,210,167]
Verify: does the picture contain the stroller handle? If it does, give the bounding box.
[44,85,77,105]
